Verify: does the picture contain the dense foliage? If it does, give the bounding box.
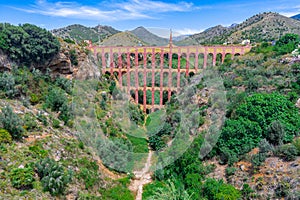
[0,23,60,65]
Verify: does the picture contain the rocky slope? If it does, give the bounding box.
[179,12,300,45]
[51,24,120,43]
[130,26,168,46]
[100,31,148,46]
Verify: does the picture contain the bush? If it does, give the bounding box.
[267,120,285,145]
[225,167,236,177]
[202,178,241,200]
[292,138,300,155]
[0,23,60,65]
[23,113,38,131]
[275,144,298,161]
[69,49,78,66]
[52,119,60,128]
[0,128,12,144]
[0,72,17,98]
[35,157,72,196]
[0,105,24,139]
[10,166,35,189]
[44,88,67,112]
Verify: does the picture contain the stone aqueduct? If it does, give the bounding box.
[88,41,251,112]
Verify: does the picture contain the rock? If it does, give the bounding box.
[18,164,24,169]
[240,164,245,171]
[290,162,299,168]
[0,50,12,71]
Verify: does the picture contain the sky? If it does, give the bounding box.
[0,0,300,38]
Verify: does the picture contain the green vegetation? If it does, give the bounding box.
[0,23,60,65]
[9,166,35,189]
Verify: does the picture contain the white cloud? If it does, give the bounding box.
[280,11,300,17]
[12,0,197,21]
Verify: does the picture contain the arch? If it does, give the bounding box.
[121,53,127,69]
[146,108,151,114]
[180,72,187,87]
[130,53,135,66]
[180,53,187,69]
[96,53,102,67]
[198,53,204,69]
[130,71,136,87]
[207,53,213,67]
[138,53,143,66]
[234,53,241,57]
[216,53,222,66]
[189,53,196,69]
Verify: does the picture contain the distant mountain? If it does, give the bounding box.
[173,34,190,41]
[100,32,148,46]
[179,12,300,45]
[51,24,120,43]
[130,26,168,46]
[291,14,300,20]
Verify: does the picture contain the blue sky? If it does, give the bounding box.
[0,0,299,37]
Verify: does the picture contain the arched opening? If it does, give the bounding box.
[130,90,135,100]
[113,53,119,68]
[138,53,143,66]
[234,53,240,58]
[146,108,151,114]
[130,71,136,87]
[104,53,110,68]
[180,72,187,87]
[146,90,152,104]
[122,72,127,86]
[162,90,168,105]
[207,53,213,67]
[189,53,196,69]
[138,90,144,104]
[154,90,160,105]
[130,53,135,66]
[97,53,102,67]
[180,53,187,69]
[172,54,179,69]
[189,72,195,77]
[216,53,222,66]
[163,53,169,69]
[155,53,161,68]
[121,53,127,69]
[154,108,159,112]
[147,53,152,69]
[172,72,177,87]
[138,72,144,87]
[225,53,232,62]
[198,53,204,69]
[163,72,169,87]
[146,72,152,87]
[154,72,160,87]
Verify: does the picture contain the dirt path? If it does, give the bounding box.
[129,150,153,200]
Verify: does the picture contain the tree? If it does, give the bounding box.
[274,33,300,55]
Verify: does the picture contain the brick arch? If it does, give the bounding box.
[89,45,251,112]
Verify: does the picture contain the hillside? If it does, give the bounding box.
[130,26,168,46]
[51,24,120,43]
[291,14,300,20]
[100,31,148,46]
[179,12,300,45]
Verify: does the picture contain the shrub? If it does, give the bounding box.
[69,49,78,66]
[0,128,12,144]
[0,105,24,139]
[10,166,35,189]
[202,178,241,200]
[29,144,48,158]
[251,153,266,167]
[292,138,300,155]
[267,120,285,145]
[52,119,60,128]
[225,167,236,177]
[44,87,67,112]
[23,113,38,131]
[0,72,17,98]
[35,157,72,196]
[275,144,298,161]
[0,23,60,65]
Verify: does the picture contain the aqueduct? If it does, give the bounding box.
[88,38,251,113]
